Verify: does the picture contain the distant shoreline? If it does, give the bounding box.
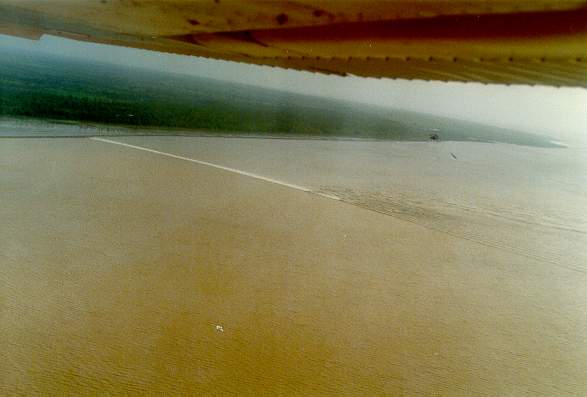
[0,50,563,148]
[0,116,565,148]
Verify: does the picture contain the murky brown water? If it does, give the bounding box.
[115,135,587,272]
[2,137,587,395]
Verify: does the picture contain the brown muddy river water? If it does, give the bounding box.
[2,135,587,395]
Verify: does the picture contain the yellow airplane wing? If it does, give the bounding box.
[1,1,586,87]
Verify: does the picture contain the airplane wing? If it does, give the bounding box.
[1,1,586,87]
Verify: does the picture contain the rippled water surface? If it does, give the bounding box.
[2,126,587,395]
[116,135,587,271]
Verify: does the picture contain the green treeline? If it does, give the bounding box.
[0,48,559,147]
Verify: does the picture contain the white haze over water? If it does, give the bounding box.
[1,34,586,147]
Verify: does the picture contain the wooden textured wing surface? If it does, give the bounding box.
[0,1,586,87]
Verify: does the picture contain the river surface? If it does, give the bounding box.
[2,122,587,395]
[113,134,587,272]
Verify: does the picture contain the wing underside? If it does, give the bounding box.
[1,1,586,87]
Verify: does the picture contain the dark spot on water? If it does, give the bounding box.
[187,19,199,26]
[276,13,288,25]
[313,9,325,17]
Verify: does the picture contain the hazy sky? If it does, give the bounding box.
[2,34,586,145]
